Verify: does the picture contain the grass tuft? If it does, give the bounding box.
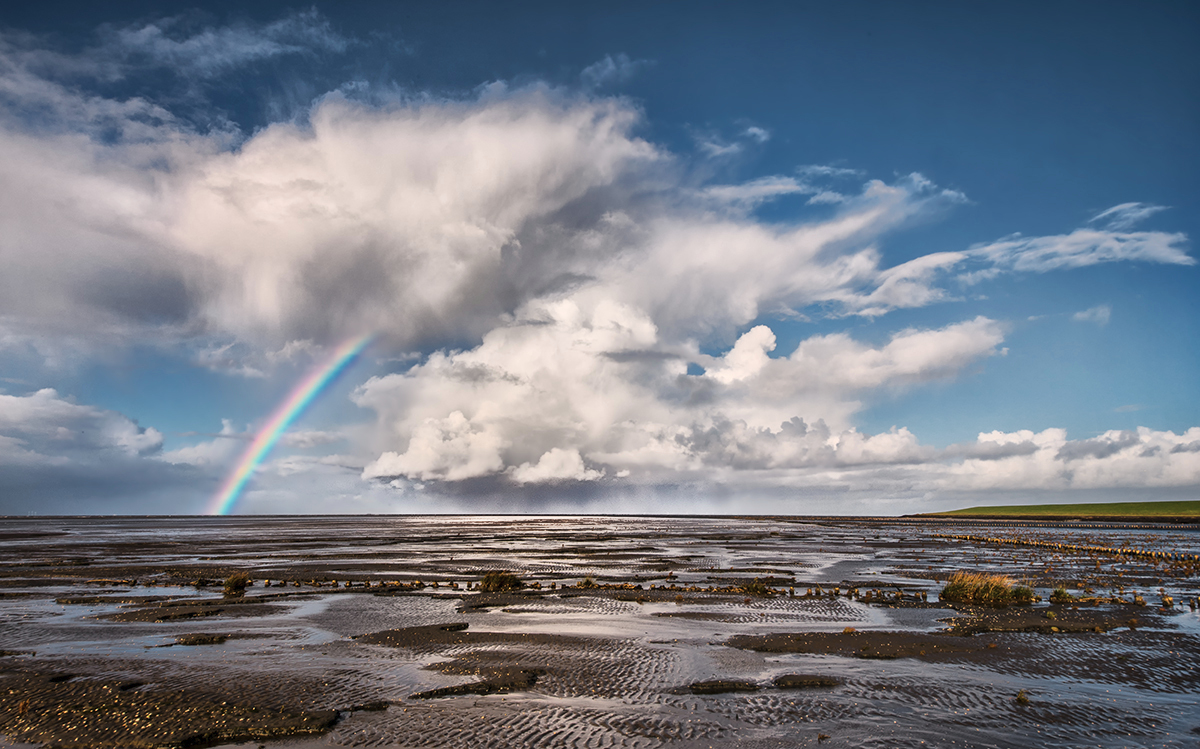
[223,571,252,598]
[1049,587,1075,604]
[939,572,1033,607]
[1010,585,1037,606]
[478,570,524,592]
[740,578,772,597]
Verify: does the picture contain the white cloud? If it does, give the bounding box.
[702,175,807,206]
[1,17,1196,511]
[0,388,163,462]
[1089,202,1168,231]
[280,429,345,449]
[701,164,868,209]
[0,389,218,512]
[1072,304,1111,326]
[162,419,240,466]
[797,165,864,180]
[357,307,1006,485]
[580,54,648,88]
[965,226,1192,274]
[193,342,267,378]
[695,135,742,157]
[365,410,506,482]
[940,427,1200,492]
[511,447,604,483]
[708,325,776,384]
[4,10,349,87]
[109,11,349,78]
[2,38,1188,354]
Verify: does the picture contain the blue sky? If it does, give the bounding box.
[0,3,1197,515]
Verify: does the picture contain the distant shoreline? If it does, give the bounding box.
[913,499,1200,523]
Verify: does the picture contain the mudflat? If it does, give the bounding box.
[0,515,1197,748]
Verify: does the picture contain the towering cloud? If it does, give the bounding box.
[0,13,1195,512]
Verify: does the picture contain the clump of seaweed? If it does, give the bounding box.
[740,578,773,597]
[478,571,524,592]
[223,571,252,598]
[939,572,1033,607]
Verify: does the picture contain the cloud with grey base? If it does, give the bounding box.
[0,11,1197,509]
[0,23,1190,350]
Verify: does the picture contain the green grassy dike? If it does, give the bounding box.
[920,499,1200,519]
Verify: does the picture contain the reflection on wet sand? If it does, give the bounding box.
[0,515,1197,748]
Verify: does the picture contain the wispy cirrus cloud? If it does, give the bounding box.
[964,226,1192,275]
[7,9,349,84]
[1089,202,1169,232]
[581,53,650,89]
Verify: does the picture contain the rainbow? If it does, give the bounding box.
[207,333,373,515]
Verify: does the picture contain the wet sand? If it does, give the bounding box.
[0,515,1197,748]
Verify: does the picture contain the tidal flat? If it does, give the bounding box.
[0,515,1197,749]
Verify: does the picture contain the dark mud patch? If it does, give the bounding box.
[455,591,542,611]
[0,669,336,749]
[773,674,840,689]
[55,594,195,606]
[678,679,759,695]
[652,610,739,621]
[174,632,230,646]
[410,667,543,699]
[159,632,269,647]
[945,603,1166,635]
[727,630,994,661]
[103,598,283,623]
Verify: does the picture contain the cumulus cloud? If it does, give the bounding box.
[511,447,604,483]
[1055,430,1141,461]
[942,427,1200,492]
[1,29,1189,354]
[357,308,1006,485]
[0,389,218,511]
[0,389,357,511]
[0,388,163,461]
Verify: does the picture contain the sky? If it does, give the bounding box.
[1,2,1198,516]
